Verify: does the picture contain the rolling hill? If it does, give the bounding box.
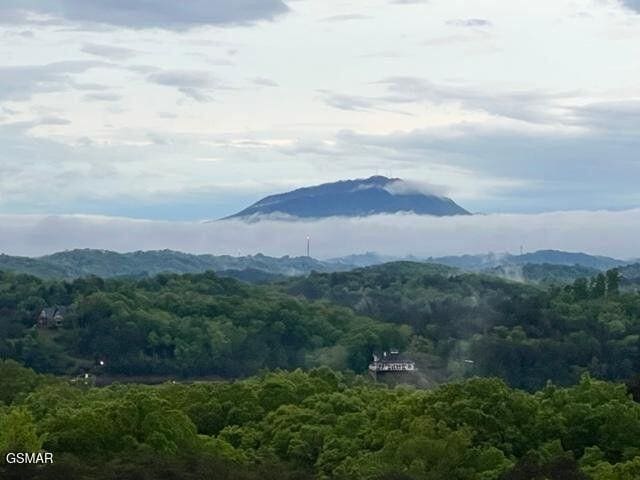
[0,249,350,280]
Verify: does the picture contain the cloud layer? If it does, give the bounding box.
[622,1,640,13]
[0,0,289,29]
[0,61,105,101]
[1,210,639,259]
[1,0,639,221]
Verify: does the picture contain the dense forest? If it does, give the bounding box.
[2,263,640,478]
[285,263,640,389]
[0,270,408,377]
[3,361,640,479]
[1,262,640,390]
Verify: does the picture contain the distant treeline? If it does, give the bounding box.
[0,249,345,279]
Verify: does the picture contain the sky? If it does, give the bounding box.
[1,1,640,258]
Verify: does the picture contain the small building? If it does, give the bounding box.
[368,349,416,379]
[36,307,67,329]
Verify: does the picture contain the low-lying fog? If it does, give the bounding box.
[1,209,639,259]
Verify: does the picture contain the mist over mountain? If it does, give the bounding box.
[0,249,349,280]
[224,176,470,220]
[428,249,629,271]
[0,248,637,284]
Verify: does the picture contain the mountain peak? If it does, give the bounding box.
[224,176,470,220]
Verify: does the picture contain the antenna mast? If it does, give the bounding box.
[306,235,310,258]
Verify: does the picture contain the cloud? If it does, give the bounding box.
[0,121,294,220]
[621,0,640,13]
[333,119,640,212]
[321,77,580,124]
[0,61,105,101]
[83,92,122,102]
[0,0,289,30]
[447,18,492,28]
[250,77,279,87]
[322,78,640,137]
[566,100,640,134]
[147,70,226,102]
[321,14,372,22]
[81,42,137,60]
[3,30,35,38]
[319,90,412,115]
[383,179,449,197]
[375,77,569,124]
[422,34,488,47]
[36,116,71,126]
[321,92,378,112]
[1,210,640,259]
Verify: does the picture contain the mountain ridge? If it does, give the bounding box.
[0,249,347,280]
[224,176,470,219]
[0,248,637,282]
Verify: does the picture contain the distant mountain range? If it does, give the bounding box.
[0,249,347,280]
[331,250,640,284]
[331,249,632,271]
[0,248,637,284]
[427,250,630,272]
[224,176,470,220]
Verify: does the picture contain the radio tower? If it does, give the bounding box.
[306,235,310,258]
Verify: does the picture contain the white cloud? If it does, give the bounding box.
[250,77,279,88]
[321,14,372,22]
[147,70,227,102]
[446,19,493,28]
[81,43,137,60]
[383,179,449,197]
[0,61,106,101]
[1,210,639,259]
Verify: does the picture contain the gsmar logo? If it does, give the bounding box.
[5,452,54,464]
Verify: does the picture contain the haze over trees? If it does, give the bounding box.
[285,263,639,389]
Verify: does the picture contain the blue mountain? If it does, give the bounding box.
[224,176,470,219]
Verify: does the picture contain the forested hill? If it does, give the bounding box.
[2,248,637,287]
[0,270,408,378]
[0,260,637,392]
[285,261,640,390]
[0,249,351,279]
[429,249,630,271]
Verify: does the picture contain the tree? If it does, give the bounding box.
[572,278,589,301]
[0,360,46,405]
[591,274,607,298]
[606,269,621,296]
[0,408,42,455]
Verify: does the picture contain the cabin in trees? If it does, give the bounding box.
[368,349,416,379]
[36,307,67,329]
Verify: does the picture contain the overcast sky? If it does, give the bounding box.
[1,0,639,221]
